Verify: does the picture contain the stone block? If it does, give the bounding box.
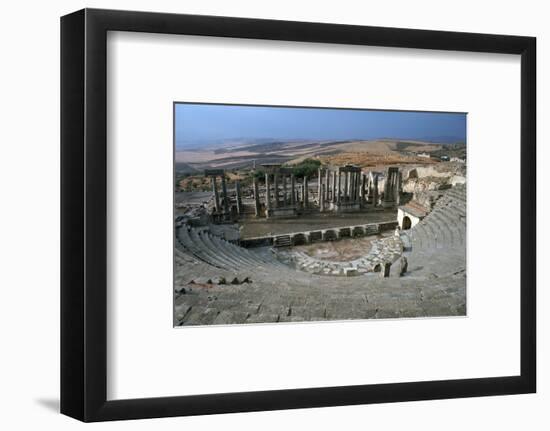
[344,267,358,277]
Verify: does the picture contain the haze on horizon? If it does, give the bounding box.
[175,103,467,148]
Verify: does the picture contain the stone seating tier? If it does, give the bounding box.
[174,184,467,325]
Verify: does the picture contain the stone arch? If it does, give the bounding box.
[323,229,337,241]
[373,264,382,272]
[292,233,307,246]
[402,216,412,230]
[352,226,365,237]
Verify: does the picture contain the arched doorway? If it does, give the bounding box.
[293,233,307,246]
[402,216,412,230]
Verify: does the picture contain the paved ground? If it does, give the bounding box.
[292,232,392,261]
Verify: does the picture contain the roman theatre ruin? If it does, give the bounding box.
[174,164,466,325]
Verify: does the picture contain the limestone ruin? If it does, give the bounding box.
[174,162,466,326]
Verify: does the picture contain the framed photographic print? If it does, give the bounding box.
[61,8,536,422]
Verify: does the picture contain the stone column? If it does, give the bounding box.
[383,170,391,201]
[349,172,355,202]
[211,177,220,213]
[327,171,332,202]
[358,173,363,201]
[367,174,372,197]
[396,171,402,205]
[367,172,372,204]
[253,176,260,217]
[265,173,271,212]
[317,168,323,207]
[273,173,279,208]
[350,172,354,201]
[348,172,355,202]
[349,171,353,201]
[325,169,330,201]
[320,184,325,212]
[235,180,242,215]
[373,174,378,207]
[332,171,337,203]
[290,174,296,206]
[221,175,229,214]
[391,170,397,201]
[391,170,396,199]
[282,174,288,206]
[361,173,367,204]
[352,172,357,202]
[337,171,342,203]
[304,177,309,208]
[352,171,357,201]
[351,172,356,202]
[345,171,350,201]
[357,172,361,202]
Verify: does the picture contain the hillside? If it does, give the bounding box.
[175,139,450,172]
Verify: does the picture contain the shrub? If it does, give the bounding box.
[288,158,321,179]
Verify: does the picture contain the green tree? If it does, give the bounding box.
[288,158,321,179]
[252,169,266,183]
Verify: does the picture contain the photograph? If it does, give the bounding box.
[174,103,467,326]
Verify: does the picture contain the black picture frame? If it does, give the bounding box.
[61,8,536,422]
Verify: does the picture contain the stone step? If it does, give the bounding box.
[178,227,226,269]
[189,228,231,269]
[425,212,453,249]
[214,234,265,267]
[434,209,466,247]
[205,233,253,269]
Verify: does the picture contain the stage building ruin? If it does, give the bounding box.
[203,164,403,223]
[261,164,299,219]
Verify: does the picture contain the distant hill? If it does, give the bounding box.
[174,162,200,174]
[428,142,467,159]
[175,139,457,170]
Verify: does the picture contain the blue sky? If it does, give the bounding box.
[175,103,466,147]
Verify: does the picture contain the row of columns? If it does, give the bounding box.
[317,166,401,210]
[208,173,230,215]
[262,172,309,212]
[206,169,244,217]
[206,165,401,220]
[318,166,364,210]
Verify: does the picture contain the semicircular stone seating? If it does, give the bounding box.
[403,184,466,277]
[174,184,467,326]
[176,225,286,272]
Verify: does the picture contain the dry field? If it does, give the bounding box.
[316,150,438,168]
[175,139,446,171]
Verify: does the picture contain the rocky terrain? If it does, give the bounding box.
[401,163,467,194]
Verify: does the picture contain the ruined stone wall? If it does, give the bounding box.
[402,163,466,195]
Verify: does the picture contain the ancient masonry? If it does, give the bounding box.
[176,159,467,325]
[205,164,402,220]
[261,164,299,218]
[174,181,467,326]
[382,166,402,208]
[204,168,231,222]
